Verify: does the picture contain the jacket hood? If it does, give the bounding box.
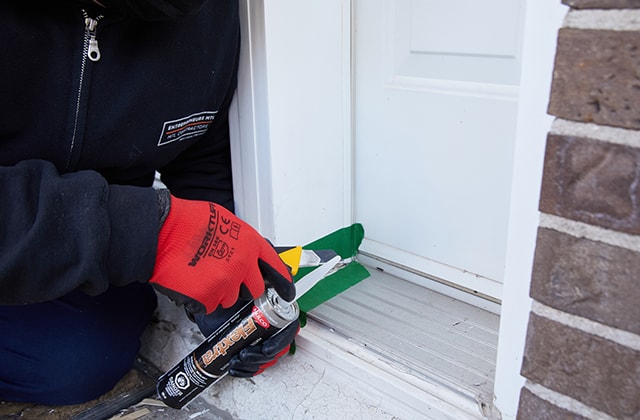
[79,0,209,21]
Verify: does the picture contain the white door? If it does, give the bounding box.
[354,0,525,302]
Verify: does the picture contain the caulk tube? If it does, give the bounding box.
[156,288,299,409]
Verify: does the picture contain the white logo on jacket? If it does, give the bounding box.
[157,111,217,146]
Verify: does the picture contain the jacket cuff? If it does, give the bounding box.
[106,185,160,285]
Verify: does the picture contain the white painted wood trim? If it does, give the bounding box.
[493,1,568,418]
[232,0,353,245]
[229,0,275,239]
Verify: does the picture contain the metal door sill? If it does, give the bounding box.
[300,265,500,419]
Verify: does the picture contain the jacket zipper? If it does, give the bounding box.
[84,11,102,62]
[67,10,103,169]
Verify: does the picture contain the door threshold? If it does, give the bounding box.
[303,267,501,419]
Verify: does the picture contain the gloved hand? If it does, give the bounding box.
[228,320,300,377]
[150,194,295,314]
[194,300,300,377]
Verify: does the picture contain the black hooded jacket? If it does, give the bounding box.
[0,0,240,303]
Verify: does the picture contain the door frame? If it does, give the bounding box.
[229,0,567,417]
[493,1,567,417]
[229,0,353,245]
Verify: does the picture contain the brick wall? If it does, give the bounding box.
[517,2,640,419]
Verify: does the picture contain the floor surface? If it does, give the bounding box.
[0,356,230,420]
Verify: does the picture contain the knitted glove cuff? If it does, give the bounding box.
[156,188,171,225]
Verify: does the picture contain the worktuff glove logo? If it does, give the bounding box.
[157,111,217,146]
[188,203,241,266]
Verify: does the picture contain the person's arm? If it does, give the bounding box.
[0,159,159,304]
[0,159,294,315]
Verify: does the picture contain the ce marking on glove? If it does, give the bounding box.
[219,216,241,239]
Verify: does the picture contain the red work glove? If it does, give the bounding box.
[150,195,295,314]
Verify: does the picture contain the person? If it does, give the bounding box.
[0,0,299,406]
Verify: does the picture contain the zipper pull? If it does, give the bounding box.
[84,14,102,62]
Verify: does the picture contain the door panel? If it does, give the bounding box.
[355,0,525,300]
[400,0,522,85]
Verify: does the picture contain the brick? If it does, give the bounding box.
[563,0,640,8]
[517,388,587,420]
[530,228,640,335]
[548,28,640,130]
[539,134,640,234]
[521,314,640,418]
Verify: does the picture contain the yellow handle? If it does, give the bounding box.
[278,246,302,275]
